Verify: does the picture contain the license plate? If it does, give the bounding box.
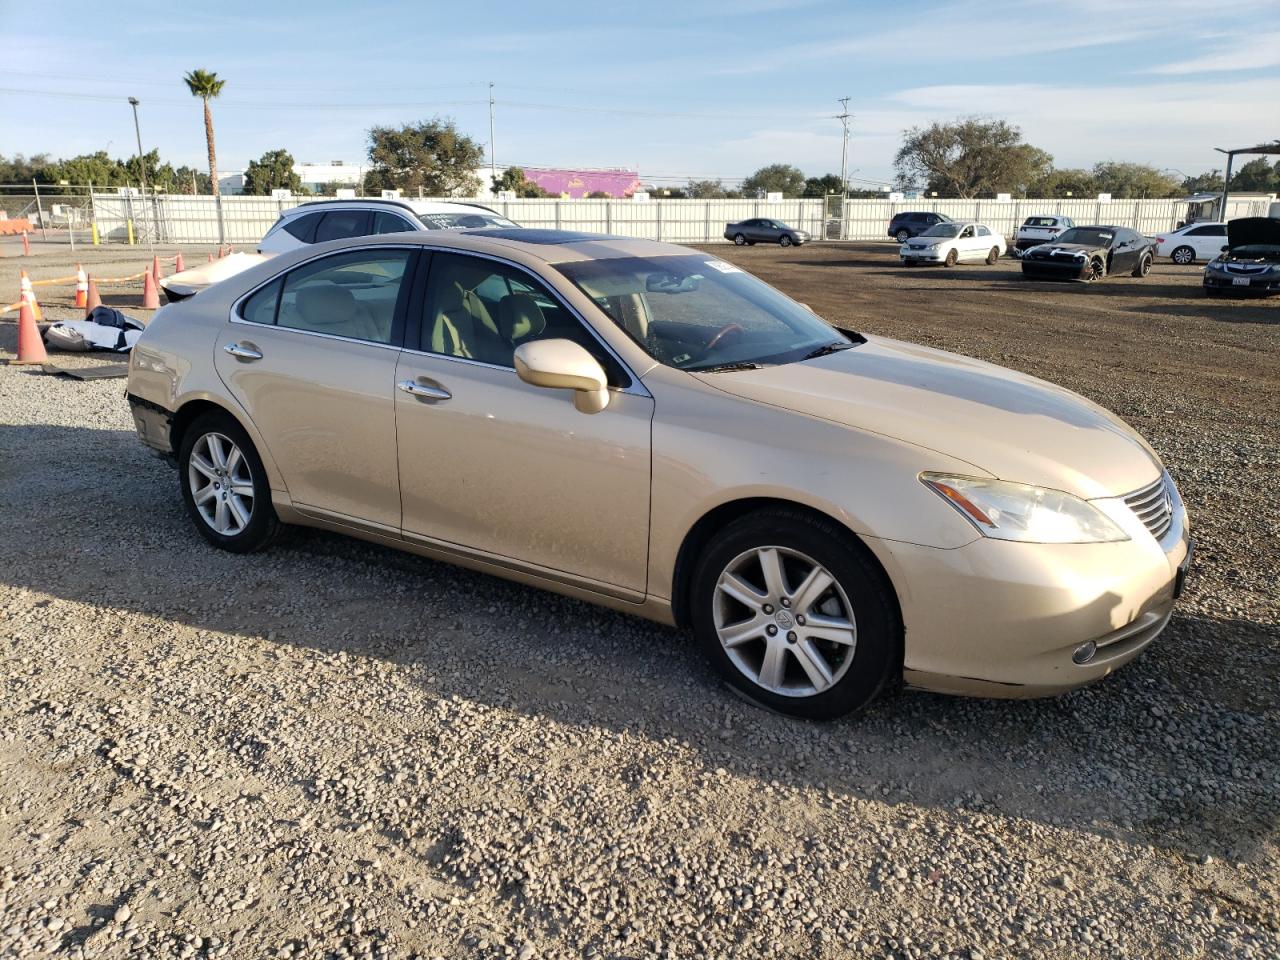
[1233,277,1250,286]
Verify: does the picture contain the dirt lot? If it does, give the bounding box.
[1,241,1278,959]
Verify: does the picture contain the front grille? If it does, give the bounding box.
[1124,475,1174,541]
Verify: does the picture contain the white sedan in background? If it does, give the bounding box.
[900,221,1007,267]
[1155,222,1228,265]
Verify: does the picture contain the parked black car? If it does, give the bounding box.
[1020,225,1155,281]
[888,211,952,243]
[1202,217,1280,296]
[724,218,809,246]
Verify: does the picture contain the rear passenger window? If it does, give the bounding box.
[240,278,281,324]
[276,249,411,345]
[314,210,371,243]
[282,212,322,242]
[373,211,415,234]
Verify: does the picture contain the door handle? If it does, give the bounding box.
[397,378,451,402]
[223,342,263,361]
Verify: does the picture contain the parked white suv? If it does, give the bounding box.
[1014,215,1074,252]
[1155,221,1228,265]
[258,199,518,254]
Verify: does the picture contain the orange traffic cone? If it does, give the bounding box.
[142,268,160,309]
[175,251,185,273]
[207,252,215,263]
[19,269,42,321]
[84,275,102,316]
[151,254,163,282]
[22,231,30,256]
[12,300,48,365]
[74,264,88,308]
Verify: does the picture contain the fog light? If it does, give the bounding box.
[1072,641,1098,665]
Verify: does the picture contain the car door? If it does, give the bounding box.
[1191,224,1227,260]
[955,224,978,259]
[393,250,653,595]
[745,219,768,242]
[213,246,414,530]
[1111,230,1141,273]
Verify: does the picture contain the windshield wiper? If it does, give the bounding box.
[801,341,854,361]
[692,360,765,373]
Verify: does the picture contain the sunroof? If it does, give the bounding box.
[480,228,613,244]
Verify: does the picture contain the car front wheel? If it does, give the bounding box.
[780,235,793,247]
[179,410,280,553]
[691,509,900,719]
[944,248,958,267]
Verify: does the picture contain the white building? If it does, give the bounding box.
[294,162,366,194]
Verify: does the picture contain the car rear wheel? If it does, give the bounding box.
[944,248,958,267]
[1133,253,1153,278]
[985,246,1000,265]
[1170,246,1195,265]
[691,509,900,720]
[179,410,280,553]
[780,235,793,247]
[733,233,746,245]
[895,229,911,243]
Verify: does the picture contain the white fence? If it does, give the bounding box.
[86,193,1276,246]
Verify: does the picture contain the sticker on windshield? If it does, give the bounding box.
[704,259,742,274]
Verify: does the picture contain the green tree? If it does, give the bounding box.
[0,153,54,183]
[894,118,1052,198]
[1029,167,1097,198]
[802,173,844,197]
[741,164,806,198]
[1089,162,1181,199]
[243,149,305,195]
[685,178,733,199]
[1228,157,1280,193]
[491,166,550,197]
[172,166,213,194]
[366,118,483,197]
[1180,169,1224,195]
[585,190,611,199]
[183,69,226,196]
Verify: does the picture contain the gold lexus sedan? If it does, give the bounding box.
[126,229,1191,719]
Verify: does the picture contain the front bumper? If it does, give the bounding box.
[865,502,1191,698]
[1021,258,1089,280]
[900,246,945,263]
[1203,270,1280,293]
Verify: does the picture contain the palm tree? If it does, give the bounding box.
[183,69,226,196]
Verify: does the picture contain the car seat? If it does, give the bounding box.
[294,284,383,342]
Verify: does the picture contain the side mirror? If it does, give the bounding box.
[514,339,610,414]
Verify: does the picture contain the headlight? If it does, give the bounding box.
[1207,260,1227,272]
[920,474,1129,544]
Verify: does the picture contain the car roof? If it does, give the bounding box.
[278,228,697,266]
[282,198,501,219]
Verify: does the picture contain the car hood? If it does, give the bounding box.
[1226,216,1280,249]
[691,335,1161,499]
[1024,242,1103,258]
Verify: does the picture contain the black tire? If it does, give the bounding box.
[780,235,793,247]
[944,248,958,267]
[1132,253,1153,278]
[985,246,1000,265]
[178,410,280,553]
[1085,258,1105,281]
[895,229,911,244]
[747,241,757,246]
[690,508,901,720]
[733,233,746,246]
[1170,245,1195,265]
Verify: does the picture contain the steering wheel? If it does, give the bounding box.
[704,322,745,354]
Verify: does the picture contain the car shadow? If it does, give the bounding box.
[2,418,1278,868]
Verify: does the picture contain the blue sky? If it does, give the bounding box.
[2,0,1278,186]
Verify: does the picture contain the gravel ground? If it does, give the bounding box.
[1,242,1277,959]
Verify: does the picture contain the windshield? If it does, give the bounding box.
[556,254,855,372]
[417,212,517,231]
[1055,227,1113,246]
[921,223,962,238]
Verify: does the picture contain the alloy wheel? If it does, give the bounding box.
[1171,246,1194,265]
[188,432,255,536]
[713,546,857,698]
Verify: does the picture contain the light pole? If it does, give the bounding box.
[128,97,154,251]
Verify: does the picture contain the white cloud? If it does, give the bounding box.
[1145,31,1280,74]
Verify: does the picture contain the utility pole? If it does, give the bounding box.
[835,97,852,198]
[128,96,154,252]
[488,81,497,195]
